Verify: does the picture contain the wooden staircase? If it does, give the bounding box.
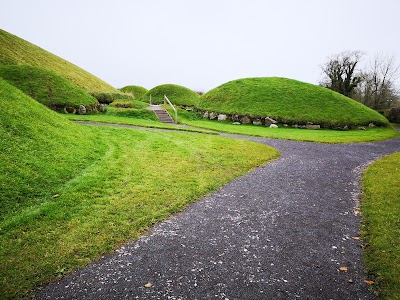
[153,109,175,124]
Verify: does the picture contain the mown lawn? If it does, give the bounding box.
[0,125,278,299]
[361,152,400,299]
[181,118,400,143]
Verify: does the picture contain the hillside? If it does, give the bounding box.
[199,77,390,128]
[142,84,200,106]
[0,65,98,110]
[0,29,118,93]
[0,79,105,218]
[119,85,148,99]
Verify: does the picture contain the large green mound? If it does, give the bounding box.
[143,84,200,106]
[0,65,98,110]
[0,79,105,218]
[199,77,389,128]
[0,29,117,93]
[119,85,148,99]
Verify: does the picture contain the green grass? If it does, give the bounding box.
[119,85,148,99]
[361,152,400,299]
[0,65,98,109]
[0,79,105,217]
[109,99,149,109]
[199,77,390,128]
[179,117,399,143]
[143,83,200,106]
[0,79,279,298]
[105,106,158,121]
[0,29,118,93]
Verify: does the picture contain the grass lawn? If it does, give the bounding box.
[361,152,400,299]
[0,125,278,299]
[180,118,400,143]
[64,113,217,134]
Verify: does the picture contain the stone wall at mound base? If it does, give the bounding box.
[193,108,378,130]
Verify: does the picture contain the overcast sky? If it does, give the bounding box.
[1,0,399,92]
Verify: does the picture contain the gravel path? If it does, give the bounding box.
[36,133,400,300]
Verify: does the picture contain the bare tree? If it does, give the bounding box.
[320,51,364,97]
[354,54,400,110]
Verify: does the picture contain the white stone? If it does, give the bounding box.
[218,114,227,121]
[269,124,278,128]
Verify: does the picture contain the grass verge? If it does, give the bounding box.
[0,125,278,299]
[361,152,400,299]
[180,118,399,143]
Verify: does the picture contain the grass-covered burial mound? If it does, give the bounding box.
[199,77,389,128]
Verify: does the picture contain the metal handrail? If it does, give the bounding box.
[164,95,178,124]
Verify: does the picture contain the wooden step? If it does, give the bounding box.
[154,110,175,124]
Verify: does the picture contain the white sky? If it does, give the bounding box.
[1,0,399,92]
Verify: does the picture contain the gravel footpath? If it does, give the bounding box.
[36,133,400,300]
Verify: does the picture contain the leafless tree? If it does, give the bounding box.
[354,54,400,110]
[320,51,364,97]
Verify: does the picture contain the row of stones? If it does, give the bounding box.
[201,111,321,129]
[63,103,107,115]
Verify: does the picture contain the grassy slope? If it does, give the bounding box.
[0,29,117,93]
[361,152,400,299]
[0,65,97,108]
[199,77,390,128]
[0,79,105,218]
[0,79,278,299]
[119,85,148,99]
[143,83,200,106]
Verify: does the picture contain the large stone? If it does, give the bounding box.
[241,116,252,124]
[264,116,277,126]
[203,111,209,119]
[368,123,375,128]
[97,103,107,112]
[253,119,262,125]
[78,105,87,115]
[209,112,217,120]
[218,114,227,121]
[269,124,278,128]
[64,106,76,114]
[305,124,321,130]
[231,115,240,122]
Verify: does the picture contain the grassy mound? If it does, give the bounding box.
[0,65,97,110]
[0,29,118,93]
[142,84,200,106]
[119,85,148,99]
[105,106,158,121]
[199,77,390,128]
[0,79,105,219]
